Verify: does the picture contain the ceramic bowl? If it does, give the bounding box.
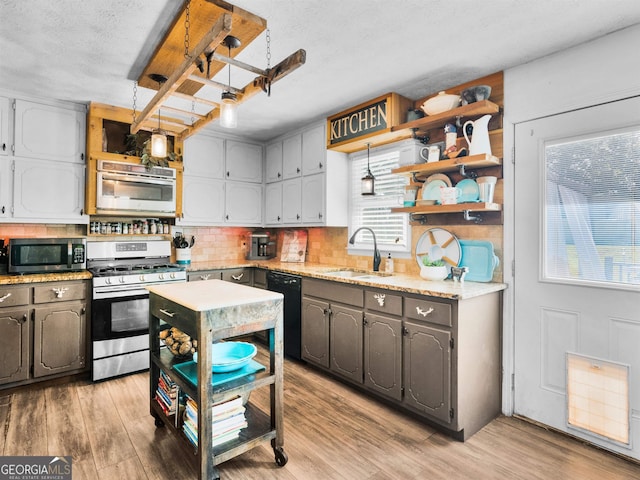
[419,265,448,281]
[420,91,461,116]
[193,341,257,372]
[460,85,492,105]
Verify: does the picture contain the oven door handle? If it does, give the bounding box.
[101,172,176,186]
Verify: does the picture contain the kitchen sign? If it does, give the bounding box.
[326,92,413,153]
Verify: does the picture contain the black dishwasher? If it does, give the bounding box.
[267,271,302,360]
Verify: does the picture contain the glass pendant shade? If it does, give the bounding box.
[151,130,167,157]
[220,91,238,128]
[361,170,375,195]
[361,143,375,195]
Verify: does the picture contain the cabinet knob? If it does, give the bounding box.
[1,206,4,214]
[0,292,12,303]
[226,214,229,220]
[80,153,84,161]
[81,307,86,315]
[319,162,323,169]
[363,316,368,326]
[277,216,281,221]
[296,214,300,220]
[1,143,5,151]
[318,212,323,219]
[278,172,281,178]
[226,171,230,177]
[296,167,300,174]
[22,313,27,323]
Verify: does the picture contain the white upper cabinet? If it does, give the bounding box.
[282,134,302,179]
[12,158,86,220]
[225,140,263,183]
[14,99,85,163]
[264,182,283,225]
[265,141,283,183]
[0,97,9,157]
[0,160,11,218]
[225,182,262,225]
[178,176,225,225]
[301,173,325,224]
[301,123,326,175]
[183,134,225,179]
[282,178,302,224]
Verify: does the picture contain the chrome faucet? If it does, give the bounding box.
[348,227,381,272]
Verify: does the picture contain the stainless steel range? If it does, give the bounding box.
[87,240,186,381]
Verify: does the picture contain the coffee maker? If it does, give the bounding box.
[246,231,276,260]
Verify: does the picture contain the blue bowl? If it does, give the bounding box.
[193,341,258,373]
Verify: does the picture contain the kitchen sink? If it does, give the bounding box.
[323,269,392,278]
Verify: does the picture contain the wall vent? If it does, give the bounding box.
[566,352,630,446]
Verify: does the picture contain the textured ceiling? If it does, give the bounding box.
[1,0,640,141]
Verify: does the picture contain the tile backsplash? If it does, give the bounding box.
[0,223,503,282]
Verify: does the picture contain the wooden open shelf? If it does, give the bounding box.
[392,202,501,215]
[393,153,502,181]
[391,100,500,136]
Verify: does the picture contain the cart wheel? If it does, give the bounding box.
[153,415,165,428]
[274,446,288,467]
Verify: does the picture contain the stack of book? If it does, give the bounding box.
[182,394,247,448]
[155,370,179,417]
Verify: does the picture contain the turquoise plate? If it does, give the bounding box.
[456,178,479,203]
[421,180,447,203]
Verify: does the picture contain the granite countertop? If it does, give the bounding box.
[0,270,93,285]
[187,260,507,300]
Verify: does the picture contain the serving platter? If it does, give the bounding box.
[415,228,461,274]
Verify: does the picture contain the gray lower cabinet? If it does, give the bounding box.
[402,320,451,424]
[0,280,89,388]
[301,297,330,368]
[301,277,501,440]
[330,304,363,382]
[188,268,254,285]
[364,312,403,401]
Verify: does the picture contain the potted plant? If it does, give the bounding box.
[420,255,448,281]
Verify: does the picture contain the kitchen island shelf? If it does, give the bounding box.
[391,99,500,136]
[148,280,286,480]
[151,349,275,402]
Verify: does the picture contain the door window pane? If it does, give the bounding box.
[544,127,640,288]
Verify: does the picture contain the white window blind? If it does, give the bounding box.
[349,145,409,253]
[544,126,640,288]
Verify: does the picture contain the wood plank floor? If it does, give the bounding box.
[2,352,640,480]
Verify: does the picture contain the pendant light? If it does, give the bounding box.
[361,143,375,195]
[148,74,168,157]
[220,35,241,128]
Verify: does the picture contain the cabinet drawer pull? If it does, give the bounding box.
[52,287,69,298]
[200,274,211,280]
[231,273,244,281]
[0,292,11,303]
[416,306,434,317]
[373,293,386,307]
[158,309,175,317]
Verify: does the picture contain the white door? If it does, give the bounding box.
[514,96,640,459]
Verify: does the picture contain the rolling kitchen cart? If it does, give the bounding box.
[147,280,286,480]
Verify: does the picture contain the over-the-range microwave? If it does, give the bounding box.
[96,160,176,216]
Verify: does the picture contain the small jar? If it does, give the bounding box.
[150,220,157,235]
[142,220,149,235]
[163,222,170,234]
[122,223,129,235]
